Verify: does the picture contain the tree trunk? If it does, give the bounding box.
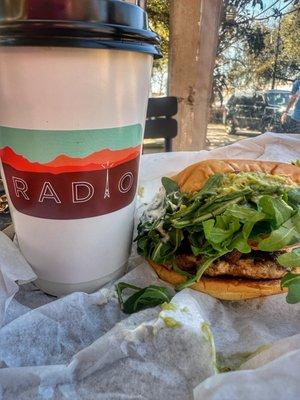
[169,0,223,151]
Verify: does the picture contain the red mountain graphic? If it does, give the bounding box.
[0,146,141,174]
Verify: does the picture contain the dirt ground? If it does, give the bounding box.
[206,123,259,150]
[144,123,260,153]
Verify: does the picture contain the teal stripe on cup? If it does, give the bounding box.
[0,124,142,163]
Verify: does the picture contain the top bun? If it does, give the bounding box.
[173,159,300,194]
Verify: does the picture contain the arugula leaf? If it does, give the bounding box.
[281,273,300,304]
[161,177,179,195]
[288,188,300,208]
[176,252,228,290]
[169,228,183,248]
[151,241,174,264]
[191,244,203,256]
[293,209,300,232]
[225,204,265,222]
[258,212,300,251]
[225,204,266,239]
[230,233,252,253]
[149,228,182,264]
[277,249,300,268]
[182,196,246,228]
[116,282,172,314]
[173,263,193,277]
[137,235,152,255]
[171,175,227,222]
[116,282,143,309]
[258,225,295,251]
[258,196,293,228]
[192,173,224,199]
[249,220,272,240]
[203,216,240,244]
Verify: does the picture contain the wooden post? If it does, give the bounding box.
[169,0,222,151]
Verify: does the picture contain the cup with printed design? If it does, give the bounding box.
[0,0,161,295]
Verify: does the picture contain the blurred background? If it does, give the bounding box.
[143,0,300,150]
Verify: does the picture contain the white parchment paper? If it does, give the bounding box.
[0,132,299,400]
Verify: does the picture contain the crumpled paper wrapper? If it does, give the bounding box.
[0,132,299,400]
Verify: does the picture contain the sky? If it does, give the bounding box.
[250,0,294,27]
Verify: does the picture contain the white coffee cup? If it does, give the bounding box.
[0,0,160,295]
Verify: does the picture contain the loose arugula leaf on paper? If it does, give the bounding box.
[116,282,172,314]
[136,161,300,304]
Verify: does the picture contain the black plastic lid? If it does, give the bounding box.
[0,0,161,57]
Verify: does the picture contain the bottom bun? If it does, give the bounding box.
[148,260,286,301]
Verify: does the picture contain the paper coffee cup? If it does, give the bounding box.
[0,0,161,295]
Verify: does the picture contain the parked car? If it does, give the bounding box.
[223,89,292,134]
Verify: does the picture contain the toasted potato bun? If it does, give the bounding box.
[147,159,300,301]
[149,260,286,301]
[173,159,300,193]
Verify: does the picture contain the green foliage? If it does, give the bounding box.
[147,0,170,94]
[147,0,169,59]
[215,2,300,98]
[146,1,299,99]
